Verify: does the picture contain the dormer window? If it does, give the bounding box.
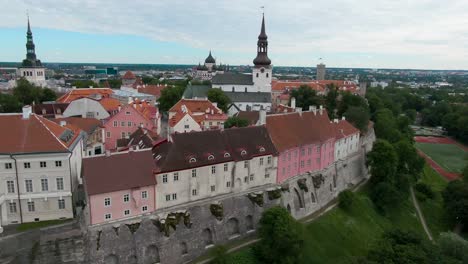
[224,153,230,158]
[155,155,162,161]
[241,150,247,156]
[189,157,197,163]
[208,155,215,161]
[259,147,265,152]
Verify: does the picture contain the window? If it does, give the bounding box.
[259,147,265,152]
[224,153,230,158]
[307,159,311,166]
[24,162,31,169]
[184,125,189,129]
[317,146,321,153]
[256,73,259,78]
[106,131,111,138]
[265,173,270,178]
[127,132,131,136]
[267,156,272,164]
[142,206,148,212]
[9,202,17,213]
[211,185,215,192]
[282,155,286,162]
[189,158,196,163]
[232,87,235,92]
[316,158,321,165]
[125,111,131,115]
[250,175,254,181]
[121,132,126,139]
[56,178,64,190]
[308,147,312,155]
[192,169,197,177]
[124,209,130,216]
[301,148,305,156]
[105,214,112,220]
[244,161,249,168]
[192,189,197,196]
[55,161,62,167]
[123,194,129,203]
[5,163,12,169]
[241,150,247,156]
[40,161,47,168]
[58,199,65,209]
[224,163,228,171]
[172,193,177,200]
[104,198,111,207]
[174,172,179,181]
[25,180,33,192]
[266,73,269,78]
[141,191,148,199]
[294,150,297,157]
[226,181,231,188]
[127,121,132,127]
[113,121,118,127]
[165,194,171,201]
[211,166,216,174]
[300,160,304,168]
[208,155,214,161]
[41,178,48,191]
[244,176,248,183]
[121,121,125,127]
[259,158,264,166]
[162,174,168,183]
[28,201,35,212]
[282,168,286,175]
[288,152,291,161]
[7,180,15,193]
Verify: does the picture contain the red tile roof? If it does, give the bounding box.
[235,111,260,125]
[168,99,227,128]
[129,99,159,122]
[266,110,334,152]
[122,70,136,80]
[99,97,121,112]
[137,84,166,98]
[332,119,360,139]
[57,88,114,103]
[33,103,69,118]
[276,104,295,113]
[83,150,156,195]
[0,113,81,154]
[51,117,102,135]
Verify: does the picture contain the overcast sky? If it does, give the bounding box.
[1,0,467,69]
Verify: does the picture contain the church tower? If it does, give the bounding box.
[252,14,272,93]
[17,17,46,86]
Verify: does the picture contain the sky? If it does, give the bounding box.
[0,0,467,70]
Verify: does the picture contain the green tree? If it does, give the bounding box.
[394,139,425,179]
[210,245,228,264]
[438,232,468,262]
[207,88,231,113]
[442,180,468,230]
[370,182,401,213]
[224,117,249,129]
[343,106,370,132]
[254,206,304,264]
[463,165,468,183]
[157,86,185,112]
[13,78,42,105]
[367,139,398,186]
[0,93,21,113]
[374,108,401,143]
[337,92,368,117]
[338,190,355,210]
[325,84,338,118]
[40,88,57,102]
[71,80,100,88]
[289,85,322,110]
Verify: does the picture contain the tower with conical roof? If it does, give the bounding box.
[18,16,46,86]
[252,14,272,93]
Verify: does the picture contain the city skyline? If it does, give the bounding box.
[0,0,467,70]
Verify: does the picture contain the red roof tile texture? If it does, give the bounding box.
[122,70,136,80]
[56,88,114,103]
[83,149,156,195]
[332,119,360,139]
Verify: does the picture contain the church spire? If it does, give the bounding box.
[22,16,42,67]
[253,13,271,67]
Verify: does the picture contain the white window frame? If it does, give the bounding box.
[123,194,130,203]
[141,191,148,199]
[104,197,111,207]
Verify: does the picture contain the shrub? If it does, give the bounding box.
[338,190,355,210]
[414,182,435,200]
[210,245,228,264]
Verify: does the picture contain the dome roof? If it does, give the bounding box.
[253,53,271,66]
[205,51,215,64]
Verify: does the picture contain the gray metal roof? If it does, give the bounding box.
[224,91,271,103]
[182,84,211,99]
[212,73,254,85]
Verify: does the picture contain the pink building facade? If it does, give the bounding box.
[88,186,155,225]
[103,104,159,150]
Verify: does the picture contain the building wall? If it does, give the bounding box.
[103,106,156,150]
[200,119,225,130]
[17,67,46,86]
[63,98,110,120]
[252,67,272,93]
[334,133,360,161]
[227,102,271,116]
[88,185,155,225]
[276,139,335,184]
[213,84,254,93]
[155,154,277,210]
[170,114,201,134]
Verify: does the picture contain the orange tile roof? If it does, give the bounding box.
[122,70,136,79]
[129,99,159,122]
[0,113,81,154]
[99,97,121,111]
[168,99,227,128]
[137,84,167,98]
[332,119,360,139]
[276,104,295,113]
[57,88,114,103]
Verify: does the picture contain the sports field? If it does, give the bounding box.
[415,140,467,175]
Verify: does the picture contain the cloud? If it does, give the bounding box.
[1,0,467,69]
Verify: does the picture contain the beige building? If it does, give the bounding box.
[316,63,326,80]
[0,106,83,232]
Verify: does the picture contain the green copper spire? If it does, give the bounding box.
[22,16,42,67]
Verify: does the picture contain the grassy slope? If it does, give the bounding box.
[416,165,452,240]
[415,142,467,173]
[226,187,424,264]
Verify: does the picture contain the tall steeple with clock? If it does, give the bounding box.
[252,14,272,93]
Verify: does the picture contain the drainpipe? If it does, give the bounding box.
[68,151,75,217]
[10,155,23,224]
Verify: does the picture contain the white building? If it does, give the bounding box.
[153,126,278,210]
[332,118,360,161]
[17,18,46,87]
[0,106,83,232]
[63,97,112,120]
[211,15,273,116]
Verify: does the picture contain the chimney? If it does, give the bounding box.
[333,118,338,123]
[291,97,296,109]
[22,105,32,119]
[319,105,323,115]
[342,116,346,120]
[259,109,266,125]
[309,105,317,115]
[105,150,111,157]
[128,96,133,104]
[60,120,67,127]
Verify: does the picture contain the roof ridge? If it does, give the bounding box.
[33,114,69,150]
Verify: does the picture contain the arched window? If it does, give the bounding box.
[259,147,265,152]
[256,73,259,78]
[244,87,247,92]
[224,153,230,158]
[208,155,214,161]
[266,73,269,78]
[189,157,197,163]
[311,192,316,203]
[232,87,235,92]
[240,150,247,156]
